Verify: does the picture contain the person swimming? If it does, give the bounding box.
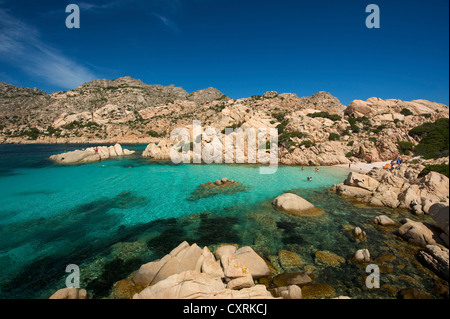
[307,177,312,181]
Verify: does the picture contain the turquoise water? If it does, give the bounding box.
[0,145,441,299]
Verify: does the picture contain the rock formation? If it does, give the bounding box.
[49,143,135,164]
[272,193,324,217]
[333,166,449,214]
[110,242,288,299]
[1,78,448,168]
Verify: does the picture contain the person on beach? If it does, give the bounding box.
[349,163,351,169]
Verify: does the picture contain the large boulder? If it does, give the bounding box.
[132,241,203,287]
[344,172,380,191]
[352,249,371,263]
[272,193,324,217]
[233,246,272,279]
[397,219,442,247]
[133,271,275,299]
[133,271,225,299]
[335,183,372,201]
[373,215,399,227]
[418,245,449,280]
[428,203,449,246]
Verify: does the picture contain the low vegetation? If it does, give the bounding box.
[408,118,449,159]
[419,164,449,178]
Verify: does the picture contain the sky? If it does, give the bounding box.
[0,0,448,105]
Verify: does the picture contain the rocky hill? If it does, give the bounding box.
[0,77,448,165]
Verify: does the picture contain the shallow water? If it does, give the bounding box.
[0,145,441,299]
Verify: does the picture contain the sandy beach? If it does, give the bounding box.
[334,161,392,174]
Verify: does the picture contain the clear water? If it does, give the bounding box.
[0,145,441,299]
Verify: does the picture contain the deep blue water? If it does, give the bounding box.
[0,144,440,299]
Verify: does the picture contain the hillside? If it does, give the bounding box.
[0,77,449,165]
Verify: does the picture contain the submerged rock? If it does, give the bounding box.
[373,215,399,227]
[352,227,367,240]
[315,251,346,267]
[187,180,246,201]
[398,288,433,299]
[272,193,324,217]
[301,284,335,299]
[278,250,303,271]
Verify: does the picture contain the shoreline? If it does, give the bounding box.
[333,161,393,174]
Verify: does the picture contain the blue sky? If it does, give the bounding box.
[0,0,448,105]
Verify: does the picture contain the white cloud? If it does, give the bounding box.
[78,1,124,11]
[0,9,97,90]
[152,13,181,34]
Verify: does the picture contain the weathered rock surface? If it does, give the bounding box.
[50,143,134,164]
[335,167,450,227]
[233,246,272,279]
[373,215,399,227]
[397,219,443,248]
[272,193,324,217]
[49,288,88,299]
[271,285,303,299]
[428,203,449,246]
[352,249,371,263]
[124,242,278,299]
[418,245,449,280]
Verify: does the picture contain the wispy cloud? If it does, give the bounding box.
[152,13,181,34]
[78,1,125,12]
[0,8,97,90]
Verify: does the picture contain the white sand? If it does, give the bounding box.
[334,161,393,174]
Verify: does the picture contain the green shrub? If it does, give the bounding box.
[222,121,245,134]
[272,112,286,122]
[400,108,414,116]
[147,129,163,138]
[347,141,354,146]
[408,118,449,159]
[369,137,378,144]
[307,112,342,122]
[372,125,387,134]
[347,116,361,133]
[300,140,315,148]
[418,164,449,178]
[20,127,40,140]
[329,133,340,141]
[345,151,353,158]
[216,94,227,101]
[396,141,415,155]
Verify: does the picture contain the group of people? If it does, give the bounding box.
[301,166,319,181]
